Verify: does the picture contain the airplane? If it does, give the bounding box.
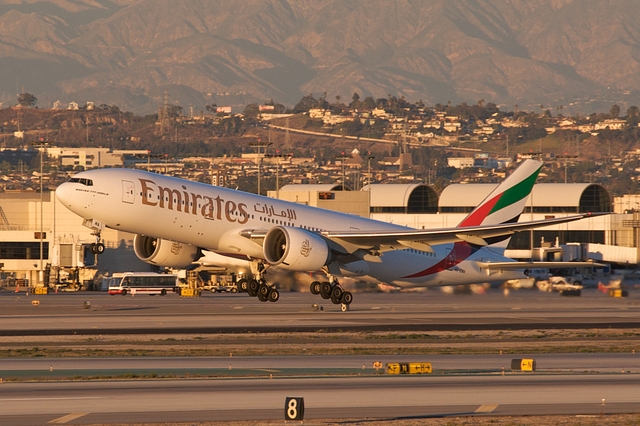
[55,159,601,305]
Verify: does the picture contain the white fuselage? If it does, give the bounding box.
[56,169,526,287]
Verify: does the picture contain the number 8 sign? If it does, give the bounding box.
[285,397,305,420]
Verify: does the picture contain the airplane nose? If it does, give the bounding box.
[56,182,73,206]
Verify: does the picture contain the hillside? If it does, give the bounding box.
[1,0,640,114]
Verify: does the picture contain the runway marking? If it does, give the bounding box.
[475,404,499,413]
[48,413,89,424]
[253,369,281,373]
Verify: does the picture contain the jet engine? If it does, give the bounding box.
[133,235,201,268]
[263,226,330,271]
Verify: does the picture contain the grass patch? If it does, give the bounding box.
[1,329,638,358]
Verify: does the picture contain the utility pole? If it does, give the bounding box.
[284,117,291,151]
[336,153,349,190]
[506,135,509,158]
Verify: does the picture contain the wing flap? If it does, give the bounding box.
[323,214,602,252]
[477,261,607,270]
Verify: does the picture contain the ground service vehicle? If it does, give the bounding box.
[209,273,238,293]
[106,272,178,295]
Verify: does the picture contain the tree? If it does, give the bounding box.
[361,96,376,110]
[167,105,183,118]
[342,119,363,136]
[205,103,217,114]
[626,106,639,126]
[610,104,620,119]
[293,94,318,113]
[17,93,37,107]
[349,92,361,110]
[243,103,260,119]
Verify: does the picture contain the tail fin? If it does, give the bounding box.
[458,159,542,228]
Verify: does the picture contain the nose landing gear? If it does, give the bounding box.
[83,219,105,255]
[90,241,105,254]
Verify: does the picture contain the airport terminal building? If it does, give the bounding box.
[0,191,150,287]
[274,182,636,264]
[0,180,637,287]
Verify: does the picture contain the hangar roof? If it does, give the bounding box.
[363,184,439,213]
[439,183,611,212]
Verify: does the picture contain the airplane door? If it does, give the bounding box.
[122,180,135,204]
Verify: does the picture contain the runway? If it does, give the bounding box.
[1,288,640,424]
[3,353,640,374]
[3,377,640,424]
[1,287,640,335]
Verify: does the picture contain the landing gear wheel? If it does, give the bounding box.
[341,291,353,305]
[95,243,105,254]
[90,243,96,254]
[268,289,280,302]
[310,281,321,295]
[258,283,270,302]
[330,294,342,304]
[320,282,332,299]
[248,280,259,297]
[237,279,248,293]
[331,286,344,300]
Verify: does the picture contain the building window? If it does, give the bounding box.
[580,185,612,213]
[407,186,438,214]
[0,242,49,260]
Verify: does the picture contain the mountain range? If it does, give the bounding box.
[1,0,640,115]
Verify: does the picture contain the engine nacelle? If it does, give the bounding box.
[133,235,201,268]
[263,226,330,271]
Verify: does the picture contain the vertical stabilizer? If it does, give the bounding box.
[458,159,542,228]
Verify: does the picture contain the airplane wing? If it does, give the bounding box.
[320,213,605,253]
[476,260,607,270]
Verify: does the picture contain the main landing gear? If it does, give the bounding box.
[238,261,279,303]
[309,276,353,306]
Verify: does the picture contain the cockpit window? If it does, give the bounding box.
[68,177,93,186]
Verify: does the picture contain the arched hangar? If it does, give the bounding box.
[364,184,439,214]
[439,183,611,214]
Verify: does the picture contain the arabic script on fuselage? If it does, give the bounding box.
[253,203,297,220]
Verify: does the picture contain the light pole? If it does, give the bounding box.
[250,142,272,195]
[265,152,292,199]
[367,156,375,189]
[32,141,49,285]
